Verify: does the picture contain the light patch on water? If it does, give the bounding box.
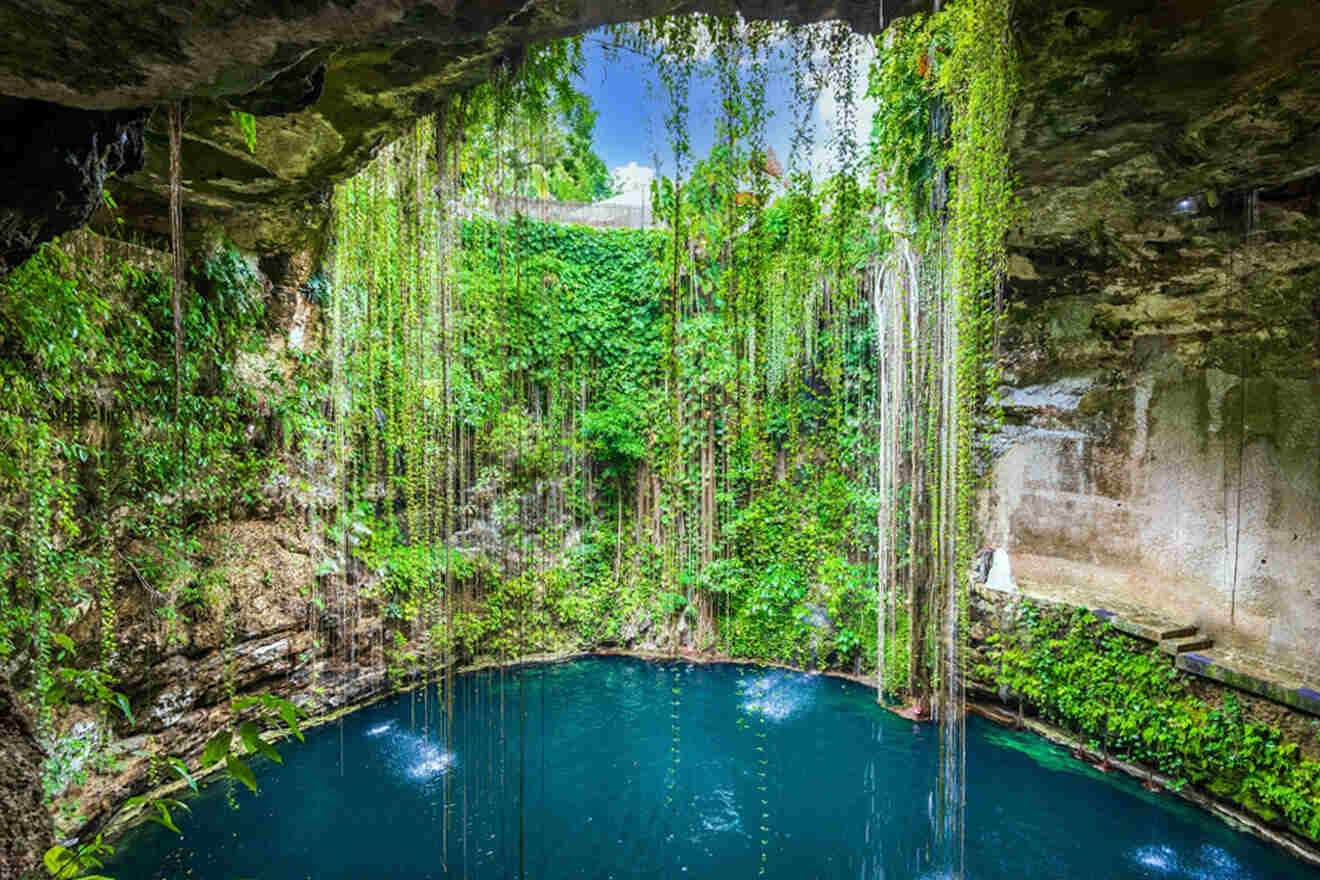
[410,752,454,778]
[737,671,817,722]
[1133,844,1176,873]
[1196,844,1241,876]
[369,723,455,779]
[408,741,455,778]
[913,869,963,880]
[696,787,742,834]
[1130,840,1253,878]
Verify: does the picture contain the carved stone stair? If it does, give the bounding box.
[1159,632,1214,655]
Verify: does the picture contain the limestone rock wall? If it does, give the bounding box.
[986,0,1320,674]
[0,684,53,880]
[3,234,399,854]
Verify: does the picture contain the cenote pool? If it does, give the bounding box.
[107,656,1317,879]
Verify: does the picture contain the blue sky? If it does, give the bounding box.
[573,26,877,194]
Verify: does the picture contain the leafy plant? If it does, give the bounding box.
[230,111,257,154]
[991,606,1320,840]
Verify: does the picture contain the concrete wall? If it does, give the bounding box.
[982,363,1320,673]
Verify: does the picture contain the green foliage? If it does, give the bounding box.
[230,111,257,154]
[327,29,891,672]
[581,394,648,480]
[321,12,1015,702]
[42,836,115,880]
[867,13,953,222]
[992,607,1320,839]
[0,231,329,849]
[37,692,306,879]
[0,241,312,725]
[453,38,614,202]
[456,216,667,437]
[864,0,1017,703]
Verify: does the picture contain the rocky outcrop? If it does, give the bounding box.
[52,515,396,839]
[988,0,1320,674]
[0,0,926,267]
[0,99,147,274]
[0,684,53,879]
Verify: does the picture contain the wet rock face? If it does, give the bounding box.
[989,0,1320,671]
[0,684,53,880]
[0,99,147,274]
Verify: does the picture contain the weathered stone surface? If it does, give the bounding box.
[0,684,53,880]
[0,98,147,274]
[986,0,1320,675]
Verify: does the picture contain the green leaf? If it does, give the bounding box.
[44,845,75,877]
[167,757,197,792]
[151,801,181,835]
[226,753,259,793]
[111,691,134,724]
[239,721,282,764]
[276,700,304,742]
[201,729,233,768]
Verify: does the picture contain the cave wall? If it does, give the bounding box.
[4,232,384,851]
[988,0,1320,673]
[0,684,52,880]
[0,0,1318,874]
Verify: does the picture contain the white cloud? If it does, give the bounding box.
[805,33,878,180]
[612,161,656,194]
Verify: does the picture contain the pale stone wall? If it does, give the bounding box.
[985,0,1320,676]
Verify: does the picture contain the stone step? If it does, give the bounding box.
[1159,634,1214,655]
[1105,612,1199,643]
[1151,623,1200,641]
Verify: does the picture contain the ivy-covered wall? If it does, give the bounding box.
[0,230,347,858]
[0,202,893,859]
[968,587,1320,850]
[330,201,889,676]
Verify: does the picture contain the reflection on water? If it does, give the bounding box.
[1135,844,1177,872]
[695,786,742,835]
[407,743,454,778]
[366,721,455,779]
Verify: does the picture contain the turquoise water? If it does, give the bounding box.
[107,656,1318,879]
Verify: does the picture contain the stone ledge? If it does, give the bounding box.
[987,581,1320,719]
[1177,651,1320,719]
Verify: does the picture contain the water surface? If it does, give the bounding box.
[107,656,1319,879]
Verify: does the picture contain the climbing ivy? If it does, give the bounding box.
[0,235,328,840]
[229,111,257,154]
[989,607,1320,841]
